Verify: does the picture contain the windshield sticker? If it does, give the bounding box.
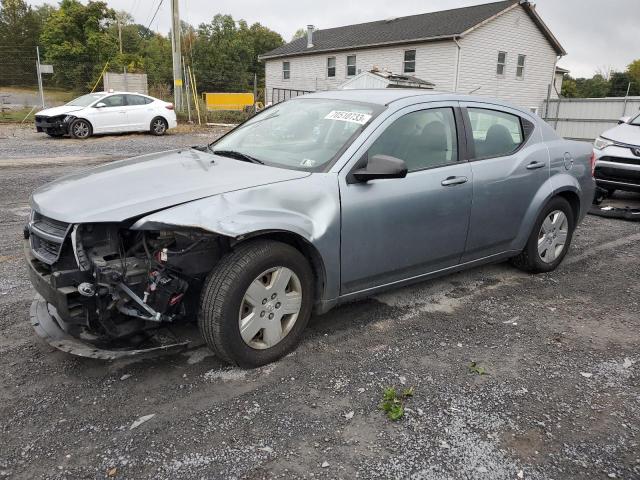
[300,158,316,167]
[324,110,372,125]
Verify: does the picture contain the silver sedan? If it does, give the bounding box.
[26,90,595,367]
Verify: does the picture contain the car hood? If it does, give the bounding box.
[601,123,640,146]
[31,149,310,223]
[35,105,85,117]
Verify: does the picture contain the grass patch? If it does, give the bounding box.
[0,107,36,123]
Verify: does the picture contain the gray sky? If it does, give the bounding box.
[27,0,640,78]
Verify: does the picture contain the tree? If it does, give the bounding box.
[0,0,45,86]
[608,71,640,97]
[291,28,306,41]
[39,0,116,90]
[561,76,578,98]
[628,59,640,91]
[191,14,282,94]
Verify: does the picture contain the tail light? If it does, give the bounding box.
[590,152,596,177]
[165,103,174,110]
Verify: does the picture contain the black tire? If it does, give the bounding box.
[69,118,92,139]
[199,240,314,368]
[511,196,575,273]
[150,116,168,136]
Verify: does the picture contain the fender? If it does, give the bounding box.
[510,174,582,252]
[131,173,342,304]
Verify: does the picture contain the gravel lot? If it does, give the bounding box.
[1,124,639,480]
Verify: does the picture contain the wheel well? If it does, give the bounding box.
[234,231,327,306]
[556,190,580,222]
[151,116,168,126]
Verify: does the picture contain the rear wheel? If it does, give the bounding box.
[150,117,168,135]
[69,119,92,139]
[199,240,314,367]
[511,197,575,273]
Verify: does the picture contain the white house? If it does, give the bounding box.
[259,0,566,112]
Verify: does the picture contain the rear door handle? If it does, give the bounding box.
[526,161,546,170]
[441,176,468,186]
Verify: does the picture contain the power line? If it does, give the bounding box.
[146,0,164,32]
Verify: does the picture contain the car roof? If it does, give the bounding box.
[301,88,533,116]
[94,91,151,96]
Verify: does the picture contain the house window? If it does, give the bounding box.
[497,51,507,76]
[516,55,526,79]
[346,55,357,77]
[403,50,416,73]
[327,57,336,77]
[282,61,290,80]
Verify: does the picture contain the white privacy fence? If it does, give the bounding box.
[541,97,640,142]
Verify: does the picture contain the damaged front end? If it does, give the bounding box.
[25,210,224,358]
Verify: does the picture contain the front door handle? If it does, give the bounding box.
[526,161,546,170]
[441,176,468,186]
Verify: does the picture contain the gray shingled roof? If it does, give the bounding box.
[260,0,565,59]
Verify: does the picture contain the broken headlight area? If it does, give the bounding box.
[27,217,223,352]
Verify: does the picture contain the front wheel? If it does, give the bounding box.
[511,197,575,273]
[199,240,314,368]
[69,119,92,139]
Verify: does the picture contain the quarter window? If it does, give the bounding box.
[368,108,458,172]
[467,108,524,158]
[346,55,357,76]
[327,57,336,77]
[403,50,416,73]
[516,54,526,79]
[282,61,290,80]
[497,51,507,76]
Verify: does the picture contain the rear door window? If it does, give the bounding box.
[126,95,152,106]
[467,108,524,158]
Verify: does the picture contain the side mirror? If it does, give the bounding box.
[351,154,408,183]
[618,116,630,124]
[94,102,106,108]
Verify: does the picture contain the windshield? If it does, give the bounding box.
[66,93,106,107]
[212,98,383,171]
[631,113,640,126]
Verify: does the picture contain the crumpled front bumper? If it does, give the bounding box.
[30,296,195,359]
[26,240,204,360]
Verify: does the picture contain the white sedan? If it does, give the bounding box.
[34,91,178,139]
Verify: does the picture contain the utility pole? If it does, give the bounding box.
[117,17,129,91]
[171,0,183,111]
[36,46,45,108]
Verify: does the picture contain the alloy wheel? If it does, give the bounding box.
[537,210,569,263]
[153,119,166,134]
[238,267,303,350]
[73,121,90,138]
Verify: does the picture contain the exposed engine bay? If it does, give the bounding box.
[26,212,226,353]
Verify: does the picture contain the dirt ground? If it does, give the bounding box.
[0,125,639,480]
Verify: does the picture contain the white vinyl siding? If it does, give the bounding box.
[265,41,457,102]
[264,4,559,110]
[456,5,558,109]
